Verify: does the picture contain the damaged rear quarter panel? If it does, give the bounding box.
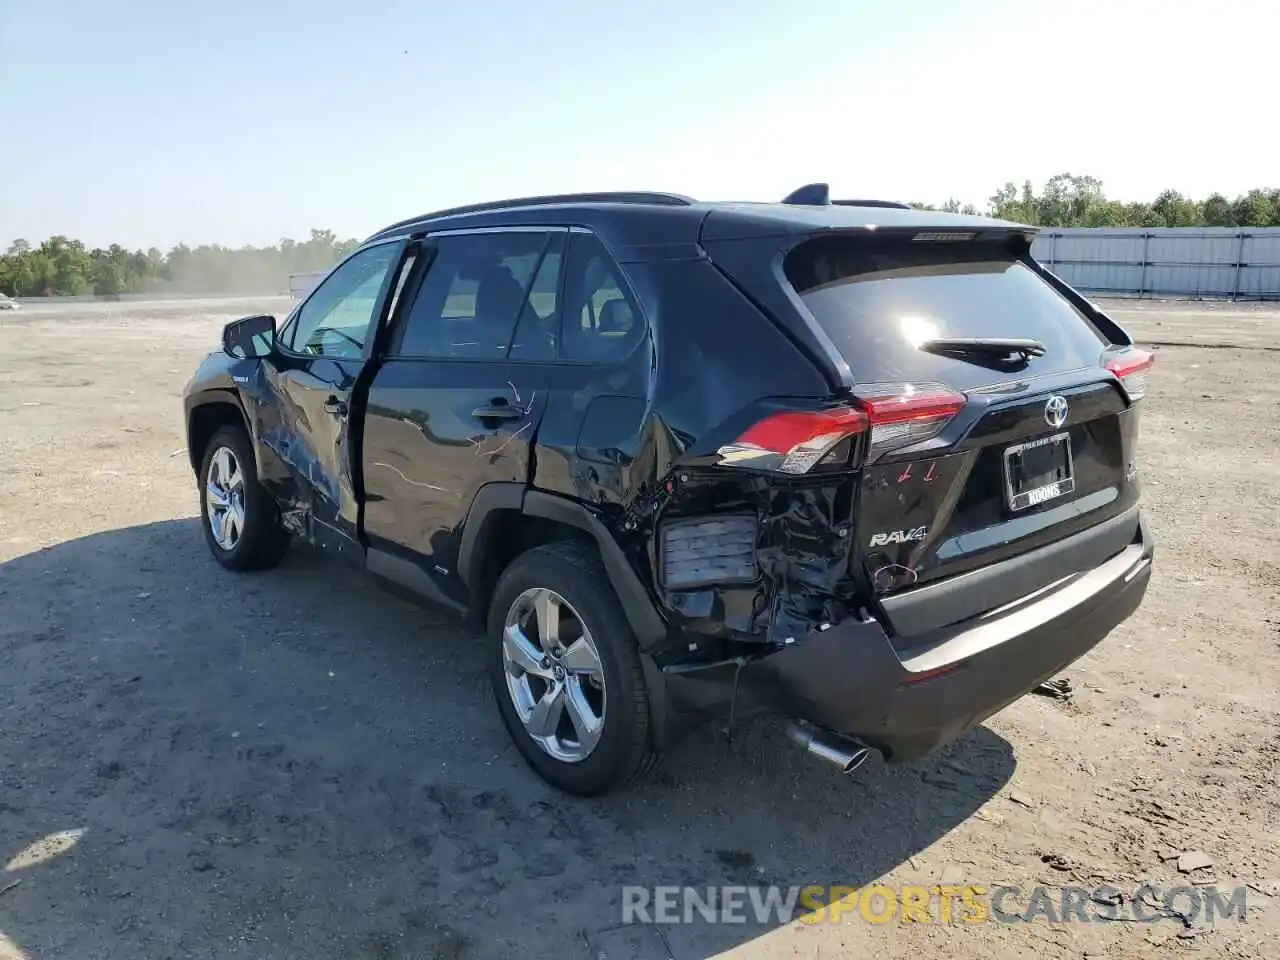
[650,470,860,645]
[615,257,860,649]
[529,249,865,656]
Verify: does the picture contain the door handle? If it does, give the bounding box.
[324,396,349,417]
[471,403,523,421]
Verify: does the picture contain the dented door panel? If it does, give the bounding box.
[256,353,365,546]
[537,377,652,509]
[247,237,409,548]
[361,360,551,591]
[530,237,661,513]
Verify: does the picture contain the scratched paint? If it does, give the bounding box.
[469,381,536,458]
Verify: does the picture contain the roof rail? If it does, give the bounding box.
[781,183,910,210]
[831,198,912,210]
[377,191,696,234]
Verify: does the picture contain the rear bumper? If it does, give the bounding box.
[744,514,1154,761]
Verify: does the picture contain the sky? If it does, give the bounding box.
[1,0,1276,251]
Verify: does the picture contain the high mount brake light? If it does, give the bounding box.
[911,231,978,242]
[1105,348,1154,400]
[716,384,967,475]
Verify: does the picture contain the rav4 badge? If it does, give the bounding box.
[868,526,928,547]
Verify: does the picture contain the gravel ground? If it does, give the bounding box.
[0,297,1277,959]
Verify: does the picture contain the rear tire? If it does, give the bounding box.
[198,425,290,571]
[488,540,657,796]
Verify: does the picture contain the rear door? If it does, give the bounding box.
[359,228,563,602]
[257,239,410,553]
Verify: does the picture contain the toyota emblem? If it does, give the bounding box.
[1044,395,1069,429]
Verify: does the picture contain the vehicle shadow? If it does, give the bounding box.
[0,520,1016,960]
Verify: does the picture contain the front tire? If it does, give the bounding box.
[199,425,290,571]
[488,540,657,796]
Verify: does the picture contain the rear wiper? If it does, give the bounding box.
[918,337,1047,360]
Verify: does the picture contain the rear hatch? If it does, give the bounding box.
[704,226,1152,640]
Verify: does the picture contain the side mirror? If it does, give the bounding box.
[222,314,276,359]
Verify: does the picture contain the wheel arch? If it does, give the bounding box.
[457,485,669,651]
[187,391,252,475]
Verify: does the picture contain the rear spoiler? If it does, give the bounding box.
[1030,260,1134,346]
[701,196,1036,245]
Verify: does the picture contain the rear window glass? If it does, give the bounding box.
[784,238,1108,390]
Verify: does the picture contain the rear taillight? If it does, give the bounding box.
[1105,348,1154,401]
[718,407,868,474]
[856,383,967,461]
[716,383,966,475]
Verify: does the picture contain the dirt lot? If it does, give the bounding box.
[1,297,1277,959]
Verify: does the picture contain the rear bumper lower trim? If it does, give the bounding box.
[743,513,1155,761]
[879,504,1141,638]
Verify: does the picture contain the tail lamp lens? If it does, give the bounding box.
[718,407,868,474]
[716,384,966,475]
[856,385,967,461]
[1105,348,1154,400]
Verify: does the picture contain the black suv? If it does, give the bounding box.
[182,185,1155,795]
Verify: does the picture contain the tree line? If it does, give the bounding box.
[4,176,1279,297]
[0,229,359,298]
[915,174,1280,229]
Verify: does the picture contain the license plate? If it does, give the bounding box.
[1003,432,1075,512]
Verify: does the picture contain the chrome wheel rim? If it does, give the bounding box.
[502,587,606,763]
[205,446,246,551]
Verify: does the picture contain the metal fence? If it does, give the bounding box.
[289,270,327,299]
[1030,227,1280,300]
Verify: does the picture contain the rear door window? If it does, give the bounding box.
[784,237,1108,390]
[392,232,554,360]
[507,234,563,362]
[560,233,644,364]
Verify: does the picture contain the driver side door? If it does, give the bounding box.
[256,239,411,554]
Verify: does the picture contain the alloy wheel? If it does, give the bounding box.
[501,587,606,763]
[205,446,246,551]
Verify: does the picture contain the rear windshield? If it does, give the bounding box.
[784,237,1108,390]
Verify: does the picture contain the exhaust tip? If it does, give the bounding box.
[785,720,871,775]
[839,747,871,775]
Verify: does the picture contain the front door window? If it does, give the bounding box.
[286,243,401,359]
